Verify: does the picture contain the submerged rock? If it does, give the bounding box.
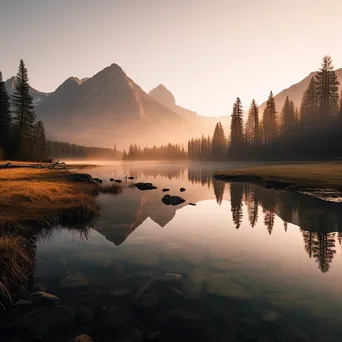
[30,305,74,336]
[75,305,94,324]
[205,274,251,300]
[262,309,281,322]
[69,335,93,342]
[60,273,90,289]
[135,182,157,190]
[181,270,206,298]
[30,291,61,306]
[161,195,185,206]
[10,307,48,329]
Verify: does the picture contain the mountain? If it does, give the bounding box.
[5,76,49,105]
[259,69,342,114]
[36,64,191,149]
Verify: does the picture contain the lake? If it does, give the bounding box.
[18,162,342,341]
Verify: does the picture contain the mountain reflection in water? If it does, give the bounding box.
[18,161,342,342]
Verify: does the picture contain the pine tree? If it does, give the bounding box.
[281,96,295,135]
[12,60,36,160]
[339,90,342,117]
[245,99,259,145]
[0,71,12,158]
[34,120,47,161]
[315,55,339,117]
[230,97,244,150]
[262,91,277,144]
[300,77,317,121]
[212,121,226,158]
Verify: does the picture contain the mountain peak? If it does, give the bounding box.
[149,84,176,107]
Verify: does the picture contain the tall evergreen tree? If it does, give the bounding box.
[300,77,317,121]
[211,121,227,158]
[245,99,259,145]
[339,90,342,117]
[12,60,36,160]
[315,55,339,117]
[281,96,295,135]
[34,121,47,161]
[262,91,277,144]
[230,97,244,150]
[0,71,12,158]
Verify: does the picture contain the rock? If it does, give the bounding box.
[146,331,162,341]
[111,289,131,297]
[69,334,93,342]
[15,299,33,307]
[8,300,34,320]
[115,179,123,183]
[205,274,251,300]
[189,203,196,206]
[134,292,159,309]
[180,187,186,192]
[135,182,157,190]
[262,310,281,322]
[129,329,143,342]
[10,307,48,329]
[110,178,114,181]
[30,291,61,306]
[162,188,170,192]
[60,273,90,289]
[161,195,185,206]
[14,285,29,300]
[93,177,103,184]
[70,173,96,184]
[30,305,74,336]
[75,305,94,324]
[128,176,135,180]
[181,270,206,298]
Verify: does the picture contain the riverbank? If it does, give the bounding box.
[0,167,100,228]
[215,163,342,202]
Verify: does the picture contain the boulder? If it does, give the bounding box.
[69,334,93,342]
[180,187,186,192]
[60,273,90,289]
[135,182,157,190]
[8,300,34,320]
[30,291,61,307]
[205,274,251,300]
[75,305,94,324]
[70,173,96,184]
[162,195,185,206]
[30,305,74,336]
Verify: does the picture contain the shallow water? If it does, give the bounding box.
[18,162,342,341]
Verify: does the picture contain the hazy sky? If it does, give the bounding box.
[1,0,342,117]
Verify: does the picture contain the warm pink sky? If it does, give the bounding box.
[1,0,342,116]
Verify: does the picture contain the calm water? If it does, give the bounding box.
[29,162,342,341]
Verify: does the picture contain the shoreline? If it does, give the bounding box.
[214,163,342,203]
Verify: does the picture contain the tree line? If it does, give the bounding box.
[47,141,121,160]
[123,143,187,160]
[0,60,47,161]
[188,55,342,160]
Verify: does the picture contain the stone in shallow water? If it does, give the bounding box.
[181,270,206,298]
[69,334,93,342]
[262,309,281,322]
[75,305,94,324]
[30,305,74,336]
[10,307,48,329]
[135,182,157,190]
[60,273,90,289]
[205,274,251,300]
[30,291,61,306]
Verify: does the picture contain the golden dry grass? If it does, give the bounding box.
[0,168,98,226]
[0,234,33,301]
[215,162,342,190]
